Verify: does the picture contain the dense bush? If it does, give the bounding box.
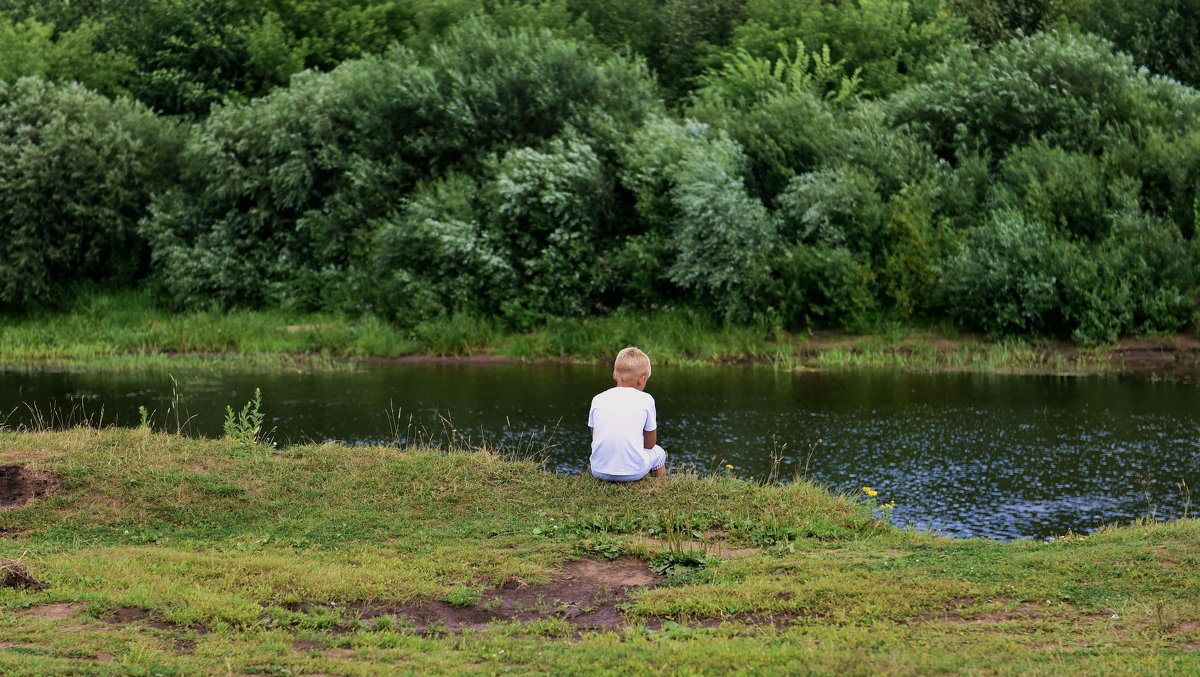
[0,78,179,308]
[764,244,876,329]
[5,4,1200,344]
[940,211,1198,343]
[141,50,426,309]
[0,16,132,95]
[888,30,1200,162]
[948,0,1054,45]
[728,0,967,97]
[1061,0,1200,89]
[144,22,659,318]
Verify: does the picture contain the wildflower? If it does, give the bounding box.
[862,486,878,497]
[882,502,895,509]
[725,464,734,469]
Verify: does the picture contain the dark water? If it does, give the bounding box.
[3,364,1199,541]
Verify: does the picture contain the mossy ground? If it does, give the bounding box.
[1,428,1197,675]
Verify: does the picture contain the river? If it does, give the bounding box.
[3,363,1198,540]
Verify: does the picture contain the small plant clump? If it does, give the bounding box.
[223,388,270,447]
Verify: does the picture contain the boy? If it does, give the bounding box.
[588,346,667,481]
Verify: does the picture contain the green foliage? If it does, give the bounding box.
[0,16,132,94]
[3,2,1200,346]
[939,212,1198,343]
[668,144,776,320]
[939,213,1076,338]
[371,174,508,322]
[141,50,423,309]
[0,78,180,308]
[442,585,483,608]
[889,30,1200,163]
[145,21,658,318]
[764,244,876,329]
[653,0,746,98]
[1062,0,1200,89]
[991,141,1113,241]
[776,166,887,252]
[488,134,612,320]
[729,0,967,97]
[948,0,1054,45]
[223,388,267,446]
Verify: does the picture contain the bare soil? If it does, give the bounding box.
[0,464,57,510]
[336,557,665,635]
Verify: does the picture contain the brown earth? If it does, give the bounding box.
[0,464,57,510]
[344,556,664,635]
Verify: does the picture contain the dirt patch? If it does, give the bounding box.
[27,603,83,620]
[920,602,1046,625]
[1,559,47,589]
[1109,337,1200,369]
[107,607,183,631]
[1173,620,1200,635]
[339,557,664,635]
[0,465,57,510]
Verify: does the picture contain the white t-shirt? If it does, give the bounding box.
[588,386,657,476]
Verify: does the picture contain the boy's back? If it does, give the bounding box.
[588,346,667,481]
[588,385,657,476]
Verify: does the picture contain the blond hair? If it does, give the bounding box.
[613,346,651,383]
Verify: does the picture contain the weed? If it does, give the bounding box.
[579,535,626,561]
[137,405,153,430]
[223,388,272,447]
[443,585,483,608]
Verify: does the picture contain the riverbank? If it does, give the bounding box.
[3,290,1199,374]
[1,428,1198,674]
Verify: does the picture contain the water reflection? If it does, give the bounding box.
[2,364,1198,541]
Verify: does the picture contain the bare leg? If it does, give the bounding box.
[650,465,666,477]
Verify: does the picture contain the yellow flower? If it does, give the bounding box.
[862,486,878,497]
[882,502,895,509]
[725,464,734,469]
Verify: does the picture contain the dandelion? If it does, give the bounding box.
[862,486,878,497]
[881,502,895,509]
[725,464,734,469]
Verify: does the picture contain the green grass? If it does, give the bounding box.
[1,428,1199,674]
[0,289,1173,374]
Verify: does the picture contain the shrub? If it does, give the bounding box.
[764,244,876,329]
[990,141,1111,241]
[1062,0,1200,89]
[0,16,132,95]
[948,0,1054,45]
[775,166,887,253]
[665,126,777,320]
[938,213,1074,337]
[143,22,659,315]
[142,51,428,310]
[370,173,509,323]
[938,210,1198,343]
[728,0,967,97]
[487,133,613,321]
[0,78,179,308]
[888,30,1200,163]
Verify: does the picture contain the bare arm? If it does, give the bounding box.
[643,429,656,449]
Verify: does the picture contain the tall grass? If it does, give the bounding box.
[0,289,1112,373]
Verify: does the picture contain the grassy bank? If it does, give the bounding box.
[1,428,1198,675]
[4,290,1183,374]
